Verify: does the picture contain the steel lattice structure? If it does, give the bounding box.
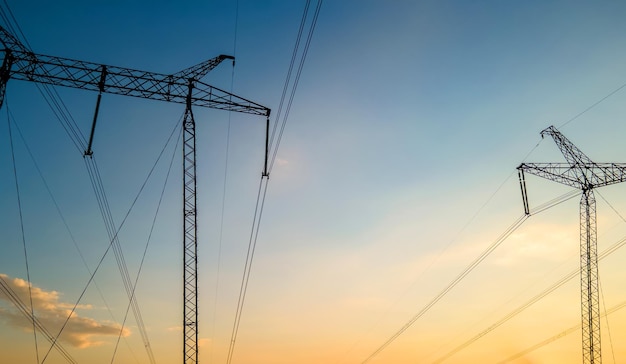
[0,25,270,364]
[518,125,626,364]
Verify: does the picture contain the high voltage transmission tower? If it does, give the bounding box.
[517,125,626,364]
[0,25,270,364]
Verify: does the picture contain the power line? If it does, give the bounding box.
[7,106,141,363]
[0,275,76,364]
[495,300,626,364]
[337,141,546,364]
[559,82,626,129]
[6,103,40,364]
[360,190,580,364]
[268,0,323,175]
[432,221,626,363]
[111,119,183,364]
[225,1,323,362]
[0,9,158,361]
[210,3,240,362]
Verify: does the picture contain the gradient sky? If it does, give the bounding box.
[2,1,626,363]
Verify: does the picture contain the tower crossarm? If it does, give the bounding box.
[518,162,626,190]
[0,24,31,54]
[1,49,269,116]
[541,125,595,167]
[172,54,235,81]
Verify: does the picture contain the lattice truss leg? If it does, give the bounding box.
[183,105,198,364]
[580,189,601,364]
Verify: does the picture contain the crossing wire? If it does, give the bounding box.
[225,1,323,363]
[0,7,158,361]
[0,275,76,364]
[431,217,626,363]
[360,190,580,364]
[268,0,324,175]
[210,3,239,362]
[495,300,626,364]
[111,119,183,363]
[336,141,545,364]
[6,104,40,364]
[40,117,181,363]
[7,108,141,363]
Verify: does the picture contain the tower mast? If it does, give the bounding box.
[0,25,271,364]
[518,125,626,363]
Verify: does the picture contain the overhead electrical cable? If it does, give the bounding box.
[495,300,626,364]
[360,190,580,364]
[432,189,626,363]
[83,156,157,364]
[39,117,182,363]
[6,103,40,364]
[558,81,626,129]
[2,9,158,362]
[0,276,76,364]
[599,280,617,364]
[337,140,545,364]
[42,144,172,364]
[225,2,323,363]
[225,177,268,364]
[111,121,183,364]
[1,3,88,153]
[432,229,626,363]
[268,0,323,174]
[211,3,240,362]
[267,0,311,153]
[8,107,140,363]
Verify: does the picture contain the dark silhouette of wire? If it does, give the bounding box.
[111,121,182,364]
[0,3,88,153]
[0,276,76,364]
[495,300,626,364]
[360,215,528,364]
[14,33,160,364]
[360,190,580,364]
[8,107,141,363]
[42,111,180,363]
[559,82,626,129]
[337,140,546,364]
[226,177,268,364]
[6,104,40,364]
[225,2,323,362]
[210,5,239,362]
[39,114,181,363]
[432,218,626,363]
[1,0,33,50]
[268,0,323,175]
[598,280,617,364]
[268,0,311,152]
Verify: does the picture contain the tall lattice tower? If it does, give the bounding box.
[518,125,626,363]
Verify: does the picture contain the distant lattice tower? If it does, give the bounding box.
[518,125,626,364]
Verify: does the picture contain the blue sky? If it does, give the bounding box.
[2,1,626,363]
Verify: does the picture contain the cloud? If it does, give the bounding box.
[198,337,211,348]
[491,222,579,267]
[276,158,289,167]
[0,273,130,348]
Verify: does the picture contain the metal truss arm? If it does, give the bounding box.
[173,54,235,81]
[518,162,626,189]
[0,24,31,54]
[541,125,595,167]
[1,49,269,116]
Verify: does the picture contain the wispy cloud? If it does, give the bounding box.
[0,273,130,348]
